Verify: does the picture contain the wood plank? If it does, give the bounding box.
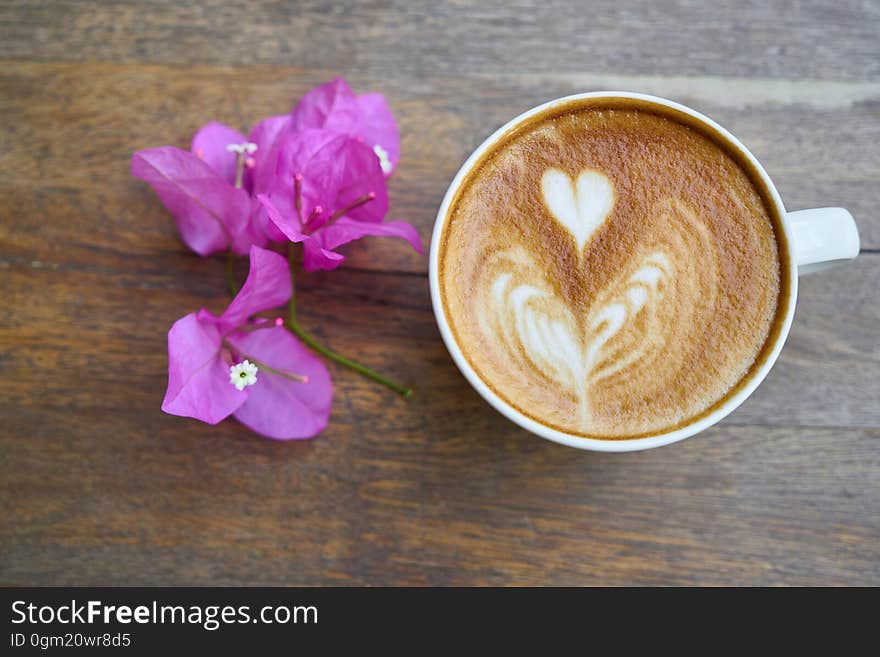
[1,252,877,433]
[735,254,880,427]
[1,0,878,81]
[2,406,878,585]
[2,1,878,588]
[2,61,879,261]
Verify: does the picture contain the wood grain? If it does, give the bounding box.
[2,1,878,80]
[2,61,879,254]
[1,1,878,586]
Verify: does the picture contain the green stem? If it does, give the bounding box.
[286,243,412,398]
[286,319,412,397]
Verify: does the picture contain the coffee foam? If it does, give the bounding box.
[439,100,784,439]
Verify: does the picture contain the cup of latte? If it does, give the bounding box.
[429,92,860,451]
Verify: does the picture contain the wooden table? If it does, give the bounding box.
[2,1,878,586]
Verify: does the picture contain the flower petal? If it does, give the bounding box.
[190,121,247,185]
[254,127,388,228]
[324,138,388,225]
[271,134,388,228]
[290,79,400,178]
[250,196,291,244]
[248,114,290,155]
[257,194,413,271]
[245,114,291,192]
[162,312,246,424]
[315,216,423,254]
[258,196,344,271]
[227,326,332,439]
[252,129,348,239]
[290,77,360,133]
[257,194,305,242]
[237,196,271,250]
[218,245,292,334]
[250,124,318,197]
[301,238,346,271]
[355,93,400,176]
[132,146,251,255]
[265,129,350,217]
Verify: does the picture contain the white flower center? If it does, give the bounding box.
[229,359,258,391]
[226,142,258,155]
[373,144,392,174]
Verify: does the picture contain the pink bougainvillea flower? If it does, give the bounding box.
[134,79,401,256]
[253,127,421,272]
[290,77,400,176]
[250,125,422,262]
[255,128,387,222]
[161,246,332,439]
[258,187,421,272]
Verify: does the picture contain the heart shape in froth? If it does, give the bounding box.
[541,168,615,253]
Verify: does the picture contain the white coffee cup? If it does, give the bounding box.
[429,91,860,452]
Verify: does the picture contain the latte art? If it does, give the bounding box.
[439,100,783,438]
[479,195,718,434]
[541,168,614,254]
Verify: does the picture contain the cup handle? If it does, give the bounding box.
[786,207,860,275]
